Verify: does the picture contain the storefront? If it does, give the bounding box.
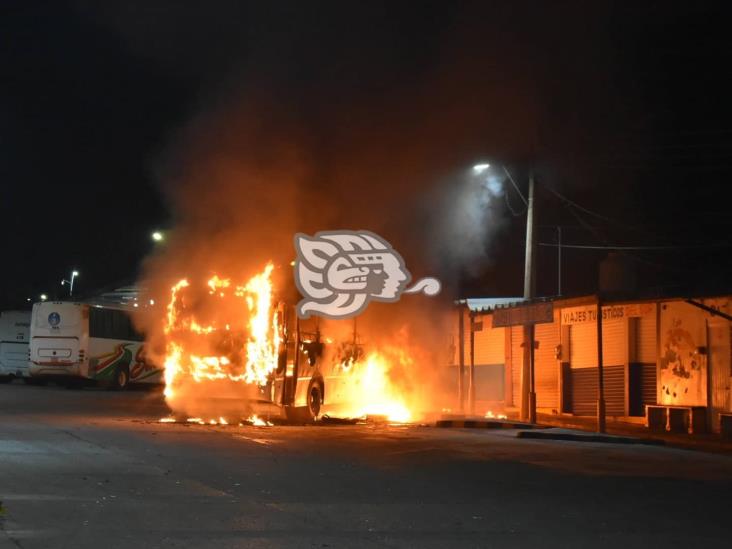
[454,294,731,432]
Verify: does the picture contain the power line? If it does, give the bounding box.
[502,166,527,206]
[538,242,731,250]
[504,188,526,217]
[541,183,642,230]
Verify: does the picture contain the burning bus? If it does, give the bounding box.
[159,262,415,424]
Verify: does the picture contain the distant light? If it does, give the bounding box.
[473,163,491,174]
[152,231,164,242]
[289,260,295,267]
[72,271,79,277]
[149,299,155,305]
[40,294,47,301]
[26,298,31,302]
[133,303,139,308]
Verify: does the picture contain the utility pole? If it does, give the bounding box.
[522,172,537,423]
[596,296,606,433]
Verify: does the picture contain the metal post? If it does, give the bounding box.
[458,306,465,413]
[469,312,476,416]
[521,325,530,421]
[522,171,537,423]
[596,297,606,433]
[528,323,537,424]
[557,226,562,296]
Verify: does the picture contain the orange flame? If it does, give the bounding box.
[332,347,413,423]
[162,263,280,403]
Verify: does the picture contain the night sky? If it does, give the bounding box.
[2,1,732,309]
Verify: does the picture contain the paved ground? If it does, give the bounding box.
[1,382,731,548]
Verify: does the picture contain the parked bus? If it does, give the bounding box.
[29,301,160,388]
[0,310,31,382]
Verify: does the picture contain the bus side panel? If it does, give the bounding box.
[88,339,162,384]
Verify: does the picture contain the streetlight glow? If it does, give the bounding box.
[472,163,491,174]
[152,231,164,242]
[61,270,79,296]
[40,294,47,301]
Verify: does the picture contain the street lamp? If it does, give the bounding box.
[61,270,79,296]
[471,160,537,422]
[40,294,48,302]
[151,231,164,242]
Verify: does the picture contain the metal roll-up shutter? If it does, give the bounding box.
[603,365,625,415]
[571,367,597,415]
[534,321,559,409]
[641,363,657,406]
[638,311,656,364]
[473,316,504,366]
[601,318,625,367]
[570,323,596,368]
[511,326,523,407]
[601,318,626,415]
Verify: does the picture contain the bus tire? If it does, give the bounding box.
[307,381,323,419]
[112,365,130,391]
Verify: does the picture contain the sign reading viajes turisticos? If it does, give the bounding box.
[293,230,441,319]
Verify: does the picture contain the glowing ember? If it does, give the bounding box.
[159,417,176,423]
[485,410,508,420]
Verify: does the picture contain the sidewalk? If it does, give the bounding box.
[526,412,732,455]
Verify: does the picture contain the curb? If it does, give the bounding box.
[435,419,541,429]
[516,430,665,445]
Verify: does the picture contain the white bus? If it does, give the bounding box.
[0,310,31,382]
[29,301,161,388]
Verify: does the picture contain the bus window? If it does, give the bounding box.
[89,308,144,342]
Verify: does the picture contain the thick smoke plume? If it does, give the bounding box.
[118,2,614,415]
[133,87,477,415]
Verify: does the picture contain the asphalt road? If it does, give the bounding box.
[1,382,731,549]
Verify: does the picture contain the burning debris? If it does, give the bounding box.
[159,415,273,426]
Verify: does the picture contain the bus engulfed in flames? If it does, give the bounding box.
[162,263,281,416]
[159,262,420,424]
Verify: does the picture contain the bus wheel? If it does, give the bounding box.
[112,366,130,391]
[307,382,323,419]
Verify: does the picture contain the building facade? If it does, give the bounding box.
[452,295,732,433]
